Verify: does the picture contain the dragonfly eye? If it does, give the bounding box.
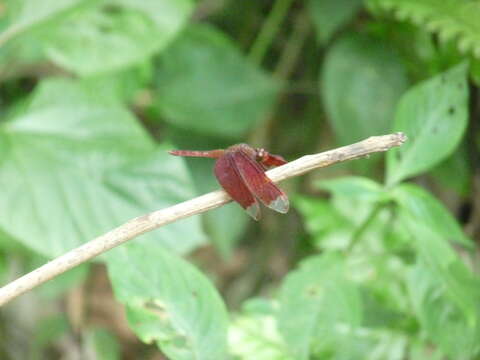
[255,148,266,162]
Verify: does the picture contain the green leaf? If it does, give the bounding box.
[386,62,469,185]
[80,61,153,103]
[392,183,473,248]
[43,0,193,75]
[308,0,363,44]
[0,0,83,40]
[407,262,480,359]
[316,176,385,202]
[106,242,229,360]
[277,253,362,360]
[229,298,291,360]
[294,196,352,250]
[321,34,409,146]
[431,144,471,196]
[316,176,391,230]
[399,212,480,328]
[0,78,205,258]
[0,0,192,75]
[154,24,279,138]
[367,0,480,58]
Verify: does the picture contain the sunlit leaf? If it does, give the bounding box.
[1,0,193,75]
[107,242,229,360]
[0,78,205,258]
[386,62,469,185]
[1,0,82,36]
[44,0,193,75]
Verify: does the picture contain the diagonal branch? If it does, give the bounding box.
[0,132,407,306]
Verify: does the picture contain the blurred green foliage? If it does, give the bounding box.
[1,0,480,359]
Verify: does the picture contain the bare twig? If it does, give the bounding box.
[0,133,407,306]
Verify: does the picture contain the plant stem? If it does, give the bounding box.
[0,133,406,306]
[346,203,385,253]
[248,0,295,65]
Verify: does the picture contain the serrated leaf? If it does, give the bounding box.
[386,62,469,185]
[321,34,408,146]
[366,0,480,58]
[308,0,363,44]
[277,253,362,360]
[0,78,205,258]
[106,242,229,360]
[154,24,279,138]
[392,183,473,248]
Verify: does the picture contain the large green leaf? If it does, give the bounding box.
[0,78,205,258]
[0,0,83,38]
[321,34,408,146]
[392,183,473,248]
[154,24,279,138]
[106,242,229,360]
[407,262,480,359]
[277,253,362,360]
[386,62,469,185]
[308,0,363,44]
[43,0,193,75]
[0,0,87,68]
[1,0,193,76]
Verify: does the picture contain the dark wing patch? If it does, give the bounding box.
[231,150,289,214]
[214,153,260,220]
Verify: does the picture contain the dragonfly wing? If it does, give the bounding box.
[214,153,261,220]
[231,150,289,214]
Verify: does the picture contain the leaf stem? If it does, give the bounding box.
[248,0,295,65]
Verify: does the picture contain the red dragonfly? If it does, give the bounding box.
[169,144,289,220]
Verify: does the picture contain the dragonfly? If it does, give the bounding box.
[169,144,289,220]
